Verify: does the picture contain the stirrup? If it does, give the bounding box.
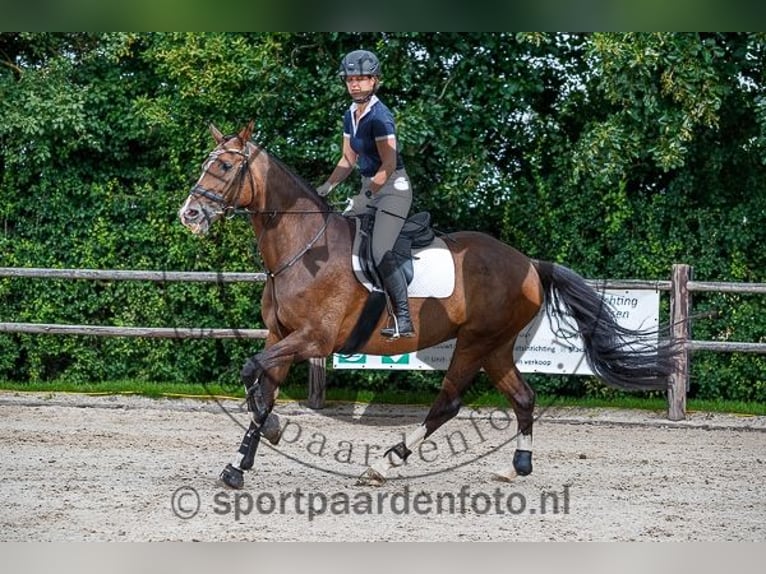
[380,316,415,339]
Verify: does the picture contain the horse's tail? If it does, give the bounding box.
[533,260,677,391]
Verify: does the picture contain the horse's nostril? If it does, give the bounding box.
[184,208,199,222]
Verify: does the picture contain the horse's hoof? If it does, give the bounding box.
[356,468,386,487]
[219,464,245,489]
[260,412,283,445]
[513,449,533,476]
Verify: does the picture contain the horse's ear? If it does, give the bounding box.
[210,123,225,144]
[239,120,254,144]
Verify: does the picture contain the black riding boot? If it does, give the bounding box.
[378,251,415,338]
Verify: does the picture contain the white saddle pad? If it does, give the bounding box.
[351,221,455,299]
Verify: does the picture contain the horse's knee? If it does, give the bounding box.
[241,356,261,387]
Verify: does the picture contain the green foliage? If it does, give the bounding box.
[1,33,765,402]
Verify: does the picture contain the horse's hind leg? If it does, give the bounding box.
[358,339,484,486]
[483,342,536,480]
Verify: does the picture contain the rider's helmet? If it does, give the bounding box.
[338,50,381,79]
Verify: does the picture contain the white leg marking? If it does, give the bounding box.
[370,425,427,478]
[517,432,533,452]
[405,424,428,452]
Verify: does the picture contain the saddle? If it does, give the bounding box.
[355,211,436,290]
[339,210,454,354]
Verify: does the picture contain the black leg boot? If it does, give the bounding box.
[378,251,415,338]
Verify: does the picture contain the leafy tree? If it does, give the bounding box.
[1,32,764,400]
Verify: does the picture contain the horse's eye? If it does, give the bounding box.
[220,161,233,171]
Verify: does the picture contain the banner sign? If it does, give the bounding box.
[333,289,660,375]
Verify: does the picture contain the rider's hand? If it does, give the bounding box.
[342,197,355,216]
[316,182,333,197]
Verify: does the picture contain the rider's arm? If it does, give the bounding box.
[321,135,357,192]
[369,135,397,194]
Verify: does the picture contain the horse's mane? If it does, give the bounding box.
[266,152,334,211]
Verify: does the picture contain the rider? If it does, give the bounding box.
[316,49,415,338]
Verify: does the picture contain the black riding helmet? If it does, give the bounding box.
[338,49,381,78]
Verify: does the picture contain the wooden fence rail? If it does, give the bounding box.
[0,323,269,339]
[1,265,764,419]
[665,263,766,419]
[0,267,268,283]
[0,266,325,408]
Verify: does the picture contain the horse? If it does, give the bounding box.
[179,121,676,490]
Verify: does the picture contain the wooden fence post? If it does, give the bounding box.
[307,357,326,409]
[668,264,691,421]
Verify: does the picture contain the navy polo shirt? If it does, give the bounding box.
[343,96,405,177]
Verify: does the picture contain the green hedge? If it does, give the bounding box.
[2,33,765,402]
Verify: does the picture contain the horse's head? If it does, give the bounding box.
[179,121,257,235]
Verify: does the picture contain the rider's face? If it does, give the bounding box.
[345,75,376,100]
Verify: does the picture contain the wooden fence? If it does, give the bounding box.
[1,264,764,419]
[0,267,325,409]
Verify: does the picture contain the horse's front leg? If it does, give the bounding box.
[219,332,327,489]
[242,353,287,444]
[219,357,290,489]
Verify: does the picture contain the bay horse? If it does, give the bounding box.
[179,121,675,489]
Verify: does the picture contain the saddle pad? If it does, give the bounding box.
[351,225,456,299]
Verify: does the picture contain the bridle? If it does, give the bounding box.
[189,143,256,218]
[187,140,329,279]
